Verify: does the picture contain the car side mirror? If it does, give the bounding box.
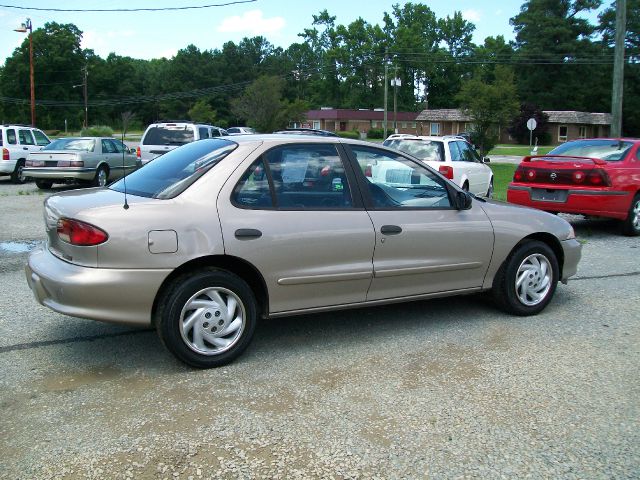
[456,191,473,210]
[483,156,490,163]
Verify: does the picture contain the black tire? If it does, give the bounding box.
[35,179,53,190]
[492,240,559,316]
[621,193,640,236]
[156,268,257,368]
[486,177,494,198]
[93,165,109,187]
[11,160,27,184]
[462,181,469,192]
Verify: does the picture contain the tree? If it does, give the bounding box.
[231,75,289,132]
[508,103,550,144]
[188,99,217,124]
[457,66,519,155]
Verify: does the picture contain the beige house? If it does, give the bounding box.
[416,109,613,144]
[301,108,420,135]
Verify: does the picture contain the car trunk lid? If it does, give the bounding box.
[28,150,81,167]
[513,155,611,187]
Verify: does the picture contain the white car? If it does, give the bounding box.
[138,122,228,165]
[227,126,256,135]
[382,136,493,197]
[0,125,51,183]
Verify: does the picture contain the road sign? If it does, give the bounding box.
[526,118,537,131]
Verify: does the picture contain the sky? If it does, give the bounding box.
[0,0,607,64]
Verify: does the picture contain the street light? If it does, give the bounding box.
[13,18,35,127]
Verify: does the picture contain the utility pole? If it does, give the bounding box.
[611,0,626,137]
[383,48,389,140]
[13,18,35,126]
[82,64,88,128]
[392,64,399,134]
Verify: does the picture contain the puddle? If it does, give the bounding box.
[0,241,39,254]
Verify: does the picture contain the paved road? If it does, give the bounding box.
[0,179,638,479]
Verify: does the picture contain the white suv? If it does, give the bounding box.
[0,125,51,183]
[138,122,228,164]
[382,135,494,197]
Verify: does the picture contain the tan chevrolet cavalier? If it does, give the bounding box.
[26,135,582,367]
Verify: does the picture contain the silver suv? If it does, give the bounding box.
[0,125,51,183]
[138,121,228,164]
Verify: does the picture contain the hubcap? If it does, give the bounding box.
[515,253,552,306]
[97,169,107,186]
[17,165,25,182]
[632,200,640,231]
[179,287,245,356]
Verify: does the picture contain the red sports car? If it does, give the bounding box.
[507,138,640,235]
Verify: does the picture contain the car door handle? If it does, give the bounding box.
[23,147,28,150]
[380,225,402,235]
[235,228,262,239]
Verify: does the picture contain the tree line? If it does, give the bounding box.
[0,0,637,137]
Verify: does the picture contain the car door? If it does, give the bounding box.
[108,139,137,179]
[217,142,376,314]
[100,138,119,174]
[17,129,39,157]
[345,144,494,301]
[457,141,489,195]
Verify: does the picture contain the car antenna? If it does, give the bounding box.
[121,111,133,210]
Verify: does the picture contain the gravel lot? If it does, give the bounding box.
[0,179,638,479]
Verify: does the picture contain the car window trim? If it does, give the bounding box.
[342,143,458,212]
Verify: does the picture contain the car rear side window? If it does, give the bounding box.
[233,144,353,209]
[6,129,17,145]
[18,129,35,145]
[142,126,195,145]
[110,139,237,199]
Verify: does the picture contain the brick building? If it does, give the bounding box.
[299,108,420,135]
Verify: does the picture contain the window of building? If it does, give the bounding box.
[430,123,440,136]
[578,126,587,139]
[411,122,417,128]
[401,122,408,128]
[558,125,568,142]
[313,121,321,130]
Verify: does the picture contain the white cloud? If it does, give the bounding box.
[81,29,137,55]
[158,48,178,59]
[217,10,285,36]
[462,9,482,23]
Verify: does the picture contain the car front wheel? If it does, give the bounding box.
[156,268,257,368]
[492,240,559,316]
[621,194,640,236]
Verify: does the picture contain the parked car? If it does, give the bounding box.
[24,137,138,189]
[227,126,256,135]
[273,128,338,137]
[138,121,228,164]
[26,135,581,368]
[0,124,51,183]
[383,136,494,197]
[385,133,418,140]
[507,138,640,236]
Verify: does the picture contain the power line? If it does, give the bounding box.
[0,1,256,12]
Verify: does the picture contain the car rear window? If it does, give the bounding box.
[109,138,237,199]
[44,138,95,151]
[549,140,634,162]
[142,126,195,145]
[383,139,445,162]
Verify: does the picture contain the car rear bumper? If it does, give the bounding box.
[560,238,581,283]
[507,185,631,220]
[23,167,96,181]
[0,160,17,174]
[25,244,171,326]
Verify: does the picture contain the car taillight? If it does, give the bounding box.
[439,165,454,180]
[57,218,108,246]
[2,148,9,160]
[572,171,586,184]
[136,146,141,158]
[364,164,372,177]
[587,169,611,186]
[525,169,537,181]
[513,167,523,182]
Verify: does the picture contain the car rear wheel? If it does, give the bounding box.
[492,240,559,316]
[621,194,640,236]
[94,165,109,187]
[11,160,26,184]
[156,268,257,368]
[462,181,469,192]
[35,179,53,189]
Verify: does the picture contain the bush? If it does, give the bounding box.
[81,125,113,137]
[336,130,359,139]
[367,128,384,139]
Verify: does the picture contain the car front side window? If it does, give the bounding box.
[351,146,451,209]
[33,130,50,146]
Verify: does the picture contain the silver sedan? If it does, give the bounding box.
[24,137,138,189]
[26,135,582,367]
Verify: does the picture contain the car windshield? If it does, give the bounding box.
[142,126,195,145]
[383,139,445,162]
[548,140,634,162]
[110,139,237,199]
[44,138,95,152]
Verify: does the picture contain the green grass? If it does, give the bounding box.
[488,144,554,157]
[489,163,517,202]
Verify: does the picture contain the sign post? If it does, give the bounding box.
[526,118,537,150]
